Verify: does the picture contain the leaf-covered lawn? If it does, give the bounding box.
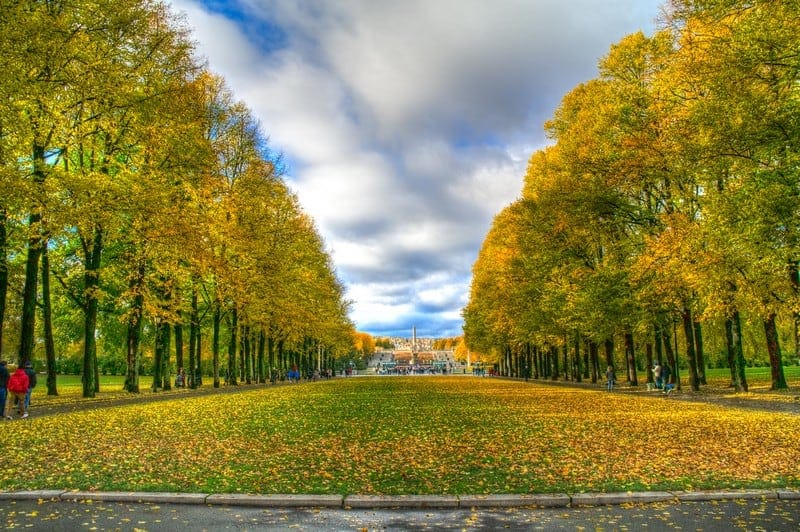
[4,377,799,495]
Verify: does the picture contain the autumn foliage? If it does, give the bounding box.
[464,1,800,392]
[1,378,798,495]
[0,0,355,396]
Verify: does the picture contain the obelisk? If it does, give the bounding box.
[411,326,418,365]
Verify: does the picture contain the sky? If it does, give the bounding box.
[169,0,664,339]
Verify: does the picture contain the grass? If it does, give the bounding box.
[704,365,800,386]
[27,374,218,409]
[3,376,799,495]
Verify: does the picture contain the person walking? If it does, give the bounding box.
[7,365,30,419]
[23,361,36,413]
[653,361,662,390]
[175,368,186,388]
[0,361,9,420]
[605,365,616,391]
[662,362,674,394]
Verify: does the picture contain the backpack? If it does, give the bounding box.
[8,371,28,393]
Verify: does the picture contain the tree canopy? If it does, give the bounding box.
[0,0,355,396]
[464,0,800,391]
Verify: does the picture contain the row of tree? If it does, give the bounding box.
[0,0,356,397]
[464,0,799,391]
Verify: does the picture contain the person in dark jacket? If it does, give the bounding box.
[662,363,674,394]
[23,361,36,413]
[0,361,9,420]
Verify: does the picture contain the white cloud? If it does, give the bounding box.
[170,0,663,337]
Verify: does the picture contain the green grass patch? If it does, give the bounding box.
[28,374,216,409]
[4,376,799,495]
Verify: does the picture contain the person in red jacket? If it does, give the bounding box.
[7,365,29,419]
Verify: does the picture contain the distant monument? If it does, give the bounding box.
[411,326,418,366]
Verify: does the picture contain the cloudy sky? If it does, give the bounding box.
[170,0,664,338]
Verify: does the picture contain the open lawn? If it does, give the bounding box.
[3,376,799,495]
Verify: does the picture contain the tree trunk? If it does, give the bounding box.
[212,299,221,388]
[574,332,582,383]
[604,338,614,370]
[257,329,266,383]
[250,329,258,381]
[124,260,145,393]
[175,322,184,376]
[152,318,163,392]
[160,320,171,391]
[732,310,748,392]
[589,341,599,383]
[681,307,700,392]
[790,261,800,361]
[0,207,7,356]
[725,317,737,388]
[18,213,42,367]
[693,320,707,385]
[763,313,788,390]
[268,335,275,380]
[227,307,238,385]
[624,331,638,386]
[41,244,58,396]
[645,342,654,384]
[654,324,664,365]
[152,319,170,391]
[582,337,589,380]
[243,324,251,384]
[188,286,198,388]
[661,322,680,390]
[93,346,100,394]
[725,310,748,392]
[18,144,46,368]
[81,226,103,398]
[196,323,202,387]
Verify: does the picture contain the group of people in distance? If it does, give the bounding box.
[651,361,675,393]
[0,360,37,419]
[605,361,675,393]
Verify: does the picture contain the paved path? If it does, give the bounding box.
[1,494,799,530]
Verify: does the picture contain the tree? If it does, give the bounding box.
[666,0,799,389]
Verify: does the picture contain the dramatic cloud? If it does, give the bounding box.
[171,0,663,338]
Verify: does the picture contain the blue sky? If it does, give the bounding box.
[170,0,664,338]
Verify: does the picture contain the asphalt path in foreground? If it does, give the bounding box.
[1,497,798,531]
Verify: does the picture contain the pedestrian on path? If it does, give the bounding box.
[0,361,9,420]
[7,364,29,418]
[23,361,36,412]
[605,366,616,391]
[652,361,662,389]
[662,363,674,394]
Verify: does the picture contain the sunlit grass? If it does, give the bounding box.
[28,375,215,409]
[4,376,799,495]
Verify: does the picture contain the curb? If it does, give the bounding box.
[206,494,343,508]
[458,493,570,507]
[570,491,674,506]
[344,494,459,509]
[1,488,797,509]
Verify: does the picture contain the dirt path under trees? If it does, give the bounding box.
[527,376,800,416]
[28,381,278,418]
[26,375,800,419]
